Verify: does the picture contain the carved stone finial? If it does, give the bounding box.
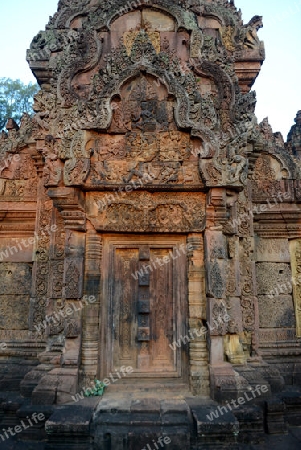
[5,118,19,131]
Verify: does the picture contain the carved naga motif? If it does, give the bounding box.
[58,29,104,108]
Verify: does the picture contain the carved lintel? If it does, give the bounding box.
[86,191,206,233]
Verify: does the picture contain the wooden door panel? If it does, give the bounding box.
[149,248,174,371]
[113,249,139,369]
[103,236,187,380]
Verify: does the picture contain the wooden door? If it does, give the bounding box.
[101,235,188,380]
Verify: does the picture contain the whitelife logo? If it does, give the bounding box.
[72,366,134,402]
[34,295,96,335]
[141,435,171,450]
[0,412,45,443]
[206,385,269,421]
[131,243,193,280]
[0,225,58,262]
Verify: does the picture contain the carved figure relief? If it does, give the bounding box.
[87,192,205,233]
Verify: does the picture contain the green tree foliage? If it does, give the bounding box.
[0,78,39,130]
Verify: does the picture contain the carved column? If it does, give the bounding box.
[205,226,228,365]
[236,185,260,358]
[50,188,86,375]
[30,187,86,404]
[289,240,301,337]
[25,178,68,403]
[187,233,209,396]
[80,222,102,385]
[206,188,249,401]
[29,180,52,331]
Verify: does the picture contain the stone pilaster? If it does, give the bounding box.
[80,222,102,386]
[187,233,209,396]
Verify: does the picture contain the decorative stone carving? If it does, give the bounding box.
[29,187,53,330]
[259,328,299,344]
[241,16,263,51]
[41,136,63,186]
[287,111,301,157]
[289,240,301,337]
[240,256,257,334]
[190,29,203,58]
[63,231,85,299]
[87,192,206,233]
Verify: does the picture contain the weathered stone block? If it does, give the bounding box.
[0,296,30,330]
[255,237,290,262]
[142,9,175,31]
[0,262,32,294]
[256,263,292,295]
[258,295,295,328]
[209,336,224,365]
[266,399,287,435]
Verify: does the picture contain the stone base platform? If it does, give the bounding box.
[0,390,300,449]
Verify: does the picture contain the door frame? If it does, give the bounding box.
[99,233,189,383]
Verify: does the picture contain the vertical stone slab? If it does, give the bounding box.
[289,240,301,337]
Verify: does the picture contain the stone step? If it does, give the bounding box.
[92,396,192,450]
[104,381,190,394]
[16,404,54,442]
[233,405,265,444]
[44,400,98,450]
[282,390,301,426]
[190,404,240,449]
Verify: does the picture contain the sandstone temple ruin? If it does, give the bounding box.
[0,0,300,448]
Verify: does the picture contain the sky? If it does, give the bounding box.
[0,0,300,139]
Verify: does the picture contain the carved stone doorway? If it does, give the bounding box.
[100,235,188,384]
